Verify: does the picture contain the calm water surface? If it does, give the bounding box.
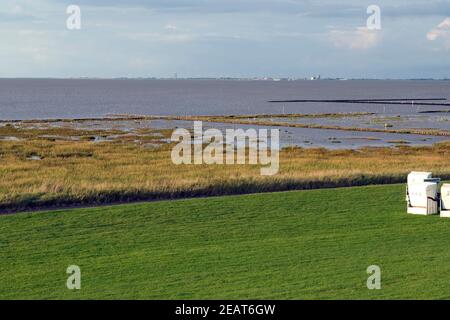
[1,79,449,120]
[0,79,449,148]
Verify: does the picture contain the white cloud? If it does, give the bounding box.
[164,24,177,30]
[329,27,381,50]
[123,32,195,43]
[427,18,450,49]
[11,5,23,14]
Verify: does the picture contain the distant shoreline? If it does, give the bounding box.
[0,78,449,81]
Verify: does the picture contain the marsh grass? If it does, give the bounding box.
[1,122,450,212]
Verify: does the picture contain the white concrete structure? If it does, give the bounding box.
[440,184,450,218]
[406,172,440,215]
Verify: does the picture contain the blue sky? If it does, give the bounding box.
[1,0,449,78]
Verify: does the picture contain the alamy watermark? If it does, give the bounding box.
[367,5,381,30]
[66,265,81,290]
[66,5,81,30]
[367,265,381,290]
[63,5,380,33]
[171,121,280,176]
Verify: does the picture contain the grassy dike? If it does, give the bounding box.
[1,184,450,299]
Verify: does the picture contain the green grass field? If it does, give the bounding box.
[1,184,450,300]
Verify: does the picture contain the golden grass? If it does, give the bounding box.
[1,122,450,212]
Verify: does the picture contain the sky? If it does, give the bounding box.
[1,0,450,78]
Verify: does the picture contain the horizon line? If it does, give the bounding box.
[0,77,449,81]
